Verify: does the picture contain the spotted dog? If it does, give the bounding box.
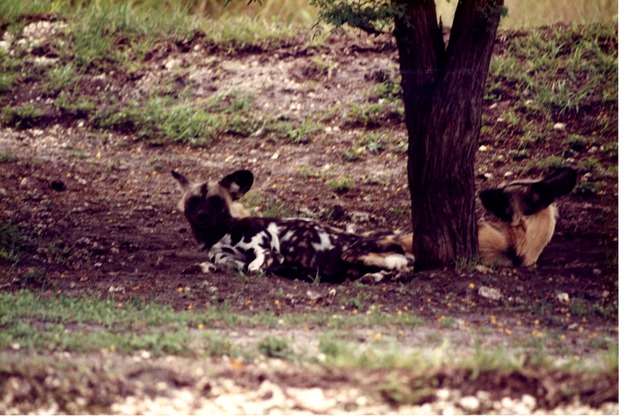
[172,169,413,282]
[394,167,577,267]
[476,167,577,266]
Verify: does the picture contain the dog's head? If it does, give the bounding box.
[172,169,254,248]
[479,167,577,226]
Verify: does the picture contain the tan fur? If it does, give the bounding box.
[478,205,557,266]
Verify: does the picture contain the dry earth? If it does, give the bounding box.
[0,19,619,414]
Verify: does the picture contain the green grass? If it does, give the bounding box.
[326,176,356,193]
[0,220,22,265]
[0,290,427,357]
[2,104,45,128]
[486,23,617,116]
[0,151,18,163]
[0,289,617,391]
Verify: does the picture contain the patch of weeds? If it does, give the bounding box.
[94,101,144,132]
[577,156,602,172]
[294,166,317,179]
[523,156,566,172]
[337,290,369,311]
[454,256,481,273]
[0,220,22,264]
[145,97,222,145]
[359,131,390,153]
[47,240,70,264]
[345,102,384,127]
[311,55,338,79]
[343,146,364,162]
[204,16,298,50]
[575,181,602,197]
[19,267,48,288]
[288,115,323,144]
[369,78,402,102]
[55,92,96,118]
[563,134,590,151]
[508,148,530,161]
[0,70,19,95]
[0,151,17,164]
[379,374,436,406]
[225,114,258,137]
[437,316,459,329]
[602,142,618,160]
[257,335,292,358]
[43,63,77,96]
[202,332,236,357]
[326,176,355,193]
[2,104,45,128]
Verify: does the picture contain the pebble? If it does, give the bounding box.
[478,286,503,300]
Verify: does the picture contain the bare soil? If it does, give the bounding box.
[0,21,619,414]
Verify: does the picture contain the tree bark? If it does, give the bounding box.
[393,0,504,269]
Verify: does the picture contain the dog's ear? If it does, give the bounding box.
[480,188,513,221]
[171,170,189,191]
[522,182,556,215]
[219,170,254,200]
[540,167,578,198]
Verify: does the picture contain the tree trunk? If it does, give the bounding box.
[393,0,504,269]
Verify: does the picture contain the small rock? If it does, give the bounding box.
[350,211,370,223]
[556,292,570,304]
[478,286,502,300]
[475,264,493,274]
[290,388,335,413]
[108,285,125,294]
[459,395,481,413]
[553,122,566,130]
[164,58,182,70]
[306,290,322,301]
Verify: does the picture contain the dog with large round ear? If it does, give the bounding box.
[478,167,577,266]
[480,167,577,225]
[171,169,256,248]
[218,169,254,201]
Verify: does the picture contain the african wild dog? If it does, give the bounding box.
[172,169,413,282]
[392,167,577,267]
[475,167,577,266]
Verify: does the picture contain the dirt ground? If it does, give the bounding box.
[0,20,619,413]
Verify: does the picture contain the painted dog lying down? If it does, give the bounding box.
[394,167,577,267]
[173,167,576,281]
[172,169,413,282]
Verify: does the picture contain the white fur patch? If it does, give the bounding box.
[383,254,410,270]
[313,231,335,251]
